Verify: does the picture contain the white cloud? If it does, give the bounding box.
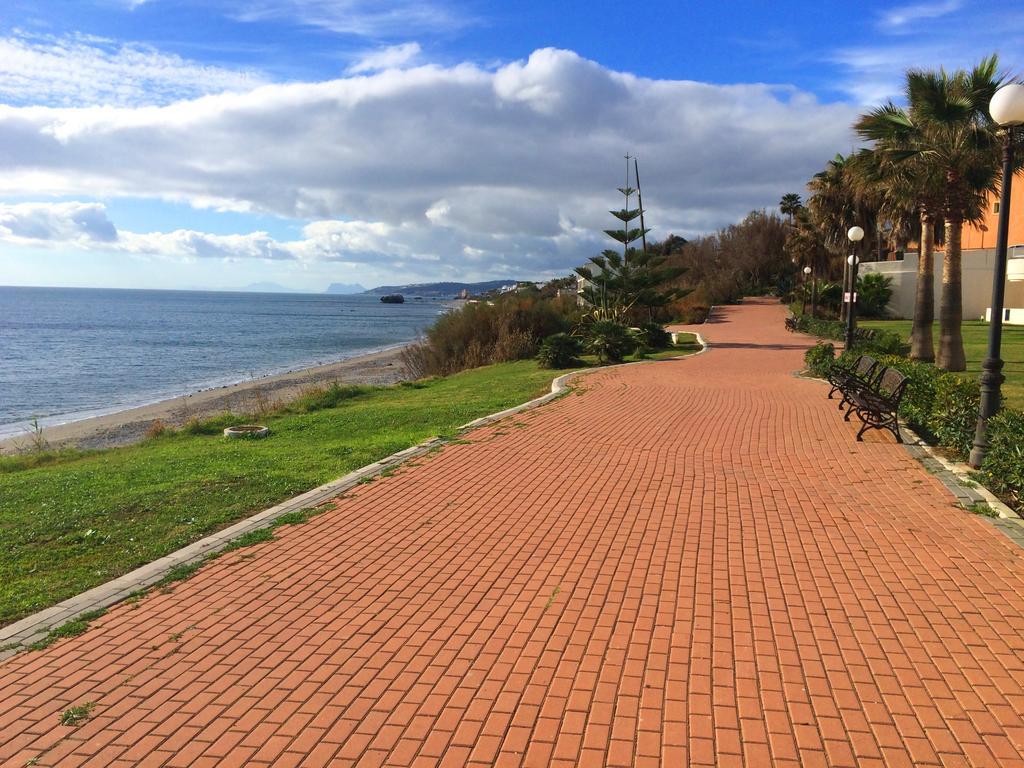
[230,0,469,36]
[878,0,963,30]
[0,202,118,244]
[0,32,264,107]
[0,201,590,278]
[835,4,1024,104]
[0,47,859,278]
[348,43,422,74]
[0,202,286,259]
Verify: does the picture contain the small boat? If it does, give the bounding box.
[380,294,405,304]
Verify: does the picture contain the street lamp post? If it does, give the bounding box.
[810,264,818,318]
[840,257,849,323]
[844,226,865,351]
[802,265,812,315]
[970,83,1024,468]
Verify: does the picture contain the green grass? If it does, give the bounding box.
[59,702,95,727]
[0,342,699,627]
[0,360,554,625]
[27,608,107,651]
[859,320,1024,408]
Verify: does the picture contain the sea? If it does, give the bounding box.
[0,286,444,438]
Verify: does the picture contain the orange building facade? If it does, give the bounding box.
[960,186,1024,251]
[860,186,1024,323]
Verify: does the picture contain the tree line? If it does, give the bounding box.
[781,54,1021,372]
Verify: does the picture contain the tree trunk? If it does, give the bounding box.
[937,216,966,371]
[910,211,935,362]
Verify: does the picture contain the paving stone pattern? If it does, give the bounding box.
[3,298,1024,767]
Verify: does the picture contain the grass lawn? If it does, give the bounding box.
[860,319,1024,408]
[0,338,698,627]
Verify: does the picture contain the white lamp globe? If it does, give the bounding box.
[990,84,1024,126]
[847,254,860,266]
[847,226,865,242]
[803,266,812,275]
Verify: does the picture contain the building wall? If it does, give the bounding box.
[859,248,1024,322]
[960,181,1024,251]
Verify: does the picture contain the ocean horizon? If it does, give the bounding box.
[0,286,443,438]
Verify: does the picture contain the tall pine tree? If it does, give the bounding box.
[576,156,685,321]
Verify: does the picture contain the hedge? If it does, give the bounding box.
[789,314,908,356]
[799,322,1023,513]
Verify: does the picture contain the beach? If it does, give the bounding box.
[0,346,410,454]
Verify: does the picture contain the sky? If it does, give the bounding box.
[0,0,1019,292]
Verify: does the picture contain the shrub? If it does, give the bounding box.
[586,320,635,363]
[856,273,893,318]
[286,383,371,414]
[145,419,170,439]
[636,322,671,350]
[791,314,907,357]
[931,376,979,459]
[180,413,249,436]
[668,285,712,324]
[983,410,1024,509]
[804,342,836,377]
[855,329,908,357]
[401,294,579,377]
[537,333,583,369]
[492,328,537,363]
[399,342,433,380]
[790,314,845,340]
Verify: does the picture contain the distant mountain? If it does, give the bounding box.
[239,282,300,293]
[325,282,367,294]
[362,279,521,298]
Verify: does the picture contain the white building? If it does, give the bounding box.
[860,245,1024,324]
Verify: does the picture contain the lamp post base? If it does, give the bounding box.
[970,356,1005,468]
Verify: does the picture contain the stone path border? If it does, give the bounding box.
[0,335,707,656]
[796,344,1023,548]
[898,424,1024,545]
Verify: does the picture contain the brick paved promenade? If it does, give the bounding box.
[4,298,1024,767]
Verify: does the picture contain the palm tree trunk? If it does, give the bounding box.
[910,211,935,362]
[938,215,966,371]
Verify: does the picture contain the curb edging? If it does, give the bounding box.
[796,366,1023,546]
[1,334,708,656]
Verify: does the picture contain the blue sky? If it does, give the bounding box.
[0,0,1018,291]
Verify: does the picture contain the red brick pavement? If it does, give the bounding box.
[3,298,1024,767]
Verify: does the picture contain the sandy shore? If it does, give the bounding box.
[0,346,411,454]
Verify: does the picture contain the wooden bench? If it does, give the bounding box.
[826,354,879,403]
[845,367,909,443]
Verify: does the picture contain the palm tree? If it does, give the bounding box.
[784,208,829,316]
[779,193,803,224]
[806,154,878,256]
[846,142,940,360]
[854,56,1006,370]
[806,153,878,322]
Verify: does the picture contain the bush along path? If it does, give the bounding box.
[5,300,1024,766]
[798,317,1024,514]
